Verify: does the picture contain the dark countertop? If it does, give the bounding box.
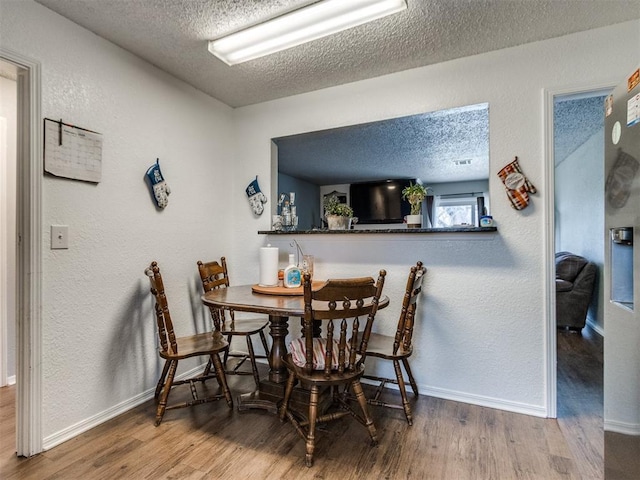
[259,226,498,234]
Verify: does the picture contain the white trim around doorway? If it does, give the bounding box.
[0,47,43,457]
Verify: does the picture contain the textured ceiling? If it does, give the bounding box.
[554,94,610,166]
[31,0,633,185]
[34,0,640,108]
[276,103,489,185]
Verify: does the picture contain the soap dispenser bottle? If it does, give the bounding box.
[283,253,301,288]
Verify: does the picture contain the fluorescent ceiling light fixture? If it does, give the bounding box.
[208,0,407,66]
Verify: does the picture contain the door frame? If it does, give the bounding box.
[0,47,43,457]
[543,81,616,419]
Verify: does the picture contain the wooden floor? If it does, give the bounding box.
[556,326,603,480]
[605,431,640,480]
[0,332,604,480]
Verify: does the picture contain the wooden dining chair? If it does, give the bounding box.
[197,258,270,388]
[145,261,233,426]
[362,261,426,425]
[279,270,386,467]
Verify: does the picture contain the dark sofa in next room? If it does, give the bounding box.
[555,251,597,331]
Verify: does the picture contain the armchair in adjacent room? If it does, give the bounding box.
[555,251,597,331]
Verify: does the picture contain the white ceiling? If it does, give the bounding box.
[32,0,639,185]
[34,0,640,108]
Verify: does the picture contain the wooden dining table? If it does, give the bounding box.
[201,283,389,414]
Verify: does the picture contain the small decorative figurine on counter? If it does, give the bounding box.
[246,175,268,215]
[145,158,170,209]
[497,156,537,210]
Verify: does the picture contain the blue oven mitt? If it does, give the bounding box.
[146,159,171,209]
[246,176,267,215]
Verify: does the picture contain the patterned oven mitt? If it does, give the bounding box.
[497,156,537,210]
[246,176,268,215]
[145,159,170,209]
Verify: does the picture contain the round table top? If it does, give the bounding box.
[202,284,389,317]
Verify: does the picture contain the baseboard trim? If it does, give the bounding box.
[421,386,547,417]
[42,364,205,451]
[586,319,604,337]
[605,419,640,436]
[361,378,547,418]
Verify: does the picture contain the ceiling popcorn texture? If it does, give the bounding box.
[554,95,609,166]
[34,0,640,108]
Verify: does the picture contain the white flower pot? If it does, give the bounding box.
[326,215,352,230]
[406,214,422,229]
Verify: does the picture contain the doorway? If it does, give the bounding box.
[554,89,609,334]
[553,89,610,335]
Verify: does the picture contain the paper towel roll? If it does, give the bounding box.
[259,245,279,287]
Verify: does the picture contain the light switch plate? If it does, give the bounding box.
[51,225,69,249]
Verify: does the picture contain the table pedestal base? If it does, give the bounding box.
[237,379,332,416]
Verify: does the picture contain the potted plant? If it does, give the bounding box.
[324,194,354,230]
[402,182,430,229]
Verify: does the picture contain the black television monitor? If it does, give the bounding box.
[350,179,413,224]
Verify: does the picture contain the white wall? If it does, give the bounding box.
[1,1,235,445]
[232,21,640,417]
[555,129,605,331]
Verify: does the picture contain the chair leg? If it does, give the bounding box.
[155,359,178,426]
[258,329,270,357]
[305,385,319,467]
[202,358,213,378]
[223,334,232,367]
[394,359,413,426]
[155,360,171,400]
[279,372,297,421]
[245,335,261,388]
[351,380,378,446]
[210,353,233,408]
[402,358,419,396]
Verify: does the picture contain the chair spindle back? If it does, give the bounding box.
[393,261,426,354]
[197,258,232,331]
[145,261,178,355]
[301,271,386,376]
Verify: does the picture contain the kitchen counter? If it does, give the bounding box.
[258,226,497,234]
